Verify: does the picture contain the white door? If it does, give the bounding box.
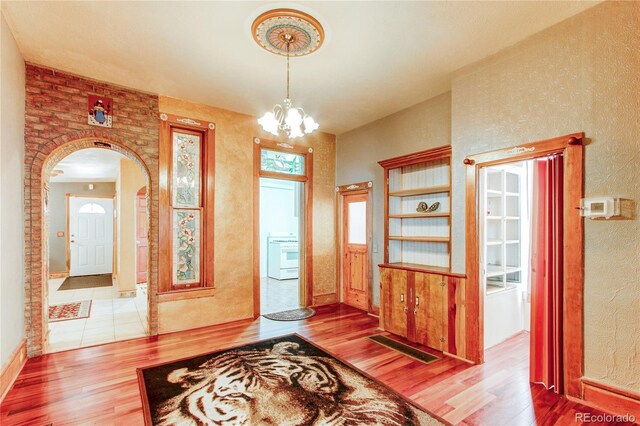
[69,196,114,276]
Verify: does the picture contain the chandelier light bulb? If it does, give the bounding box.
[258,112,279,136]
[303,116,319,134]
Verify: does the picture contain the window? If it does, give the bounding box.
[159,115,215,293]
[78,203,106,214]
[261,149,305,175]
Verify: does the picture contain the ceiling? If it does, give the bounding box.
[2,1,600,135]
[51,149,124,183]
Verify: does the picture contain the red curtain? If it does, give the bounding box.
[530,154,564,394]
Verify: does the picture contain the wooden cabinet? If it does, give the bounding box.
[378,146,467,360]
[413,272,447,350]
[380,265,467,357]
[380,267,408,338]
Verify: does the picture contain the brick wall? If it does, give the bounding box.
[23,64,159,356]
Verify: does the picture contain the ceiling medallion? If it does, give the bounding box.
[253,8,323,139]
[252,9,324,57]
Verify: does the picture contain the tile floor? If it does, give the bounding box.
[47,277,148,353]
[260,276,300,315]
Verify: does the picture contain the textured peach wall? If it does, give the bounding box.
[157,97,336,332]
[451,1,639,391]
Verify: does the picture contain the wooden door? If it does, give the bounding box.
[380,268,408,338]
[136,189,148,284]
[414,272,447,350]
[342,193,369,310]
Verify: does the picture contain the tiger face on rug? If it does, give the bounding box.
[153,340,440,426]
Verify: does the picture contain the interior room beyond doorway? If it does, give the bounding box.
[46,148,149,352]
[259,177,303,315]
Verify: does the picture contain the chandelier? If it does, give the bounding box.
[252,9,324,139]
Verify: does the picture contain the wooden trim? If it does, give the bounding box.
[49,271,69,279]
[159,113,215,130]
[305,152,314,308]
[337,182,374,313]
[388,185,450,197]
[570,377,640,419]
[0,339,27,402]
[311,293,338,306]
[337,181,370,192]
[378,262,466,278]
[259,170,307,182]
[383,168,390,263]
[158,114,215,293]
[442,351,475,365]
[158,287,216,302]
[366,186,373,313]
[252,138,313,317]
[159,119,172,294]
[378,145,451,169]
[253,141,261,318]
[464,133,585,398]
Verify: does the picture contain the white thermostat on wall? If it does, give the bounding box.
[579,197,620,219]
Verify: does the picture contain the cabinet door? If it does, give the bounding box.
[380,268,408,338]
[414,272,447,350]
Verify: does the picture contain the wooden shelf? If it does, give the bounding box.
[389,236,450,243]
[379,262,466,278]
[389,212,450,219]
[388,185,450,197]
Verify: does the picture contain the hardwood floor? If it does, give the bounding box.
[1,304,630,425]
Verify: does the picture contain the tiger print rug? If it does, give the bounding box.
[137,334,446,426]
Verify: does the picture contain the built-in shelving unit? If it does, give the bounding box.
[481,165,525,294]
[379,146,452,270]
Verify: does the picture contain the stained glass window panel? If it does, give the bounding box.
[172,131,201,207]
[260,149,304,175]
[172,209,201,285]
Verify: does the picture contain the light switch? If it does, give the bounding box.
[57,231,64,237]
[373,243,378,253]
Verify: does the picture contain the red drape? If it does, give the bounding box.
[530,154,564,394]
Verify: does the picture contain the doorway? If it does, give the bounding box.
[481,156,565,393]
[252,138,313,317]
[46,148,149,352]
[464,132,585,397]
[259,178,303,314]
[480,161,532,350]
[338,181,373,312]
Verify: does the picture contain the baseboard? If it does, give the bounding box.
[571,377,640,420]
[49,271,69,279]
[118,290,137,298]
[370,305,380,316]
[443,351,475,365]
[312,293,337,306]
[0,339,28,402]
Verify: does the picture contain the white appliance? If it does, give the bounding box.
[267,234,299,280]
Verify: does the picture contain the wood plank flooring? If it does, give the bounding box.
[1,304,630,425]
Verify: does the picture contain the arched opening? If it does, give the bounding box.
[27,137,155,355]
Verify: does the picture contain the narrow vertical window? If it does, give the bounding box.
[159,115,215,293]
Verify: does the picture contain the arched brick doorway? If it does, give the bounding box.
[25,131,158,356]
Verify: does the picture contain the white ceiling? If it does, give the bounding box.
[2,1,600,135]
[51,148,124,183]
